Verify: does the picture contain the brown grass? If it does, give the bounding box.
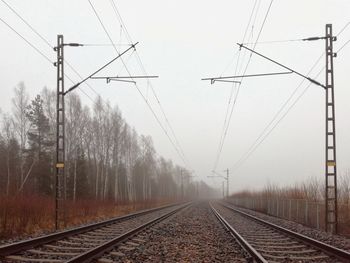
[0,194,174,239]
[230,174,350,235]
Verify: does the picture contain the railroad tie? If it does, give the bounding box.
[5,255,64,262]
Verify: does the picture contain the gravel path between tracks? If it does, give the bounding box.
[101,202,249,263]
[224,201,350,252]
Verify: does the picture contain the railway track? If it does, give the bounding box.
[0,203,188,263]
[97,202,250,262]
[2,201,349,262]
[211,202,350,263]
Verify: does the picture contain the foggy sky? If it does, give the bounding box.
[0,0,349,194]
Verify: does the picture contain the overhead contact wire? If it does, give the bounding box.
[88,0,188,167]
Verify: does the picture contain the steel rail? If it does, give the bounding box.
[210,203,268,263]
[67,203,190,262]
[0,202,182,257]
[221,202,350,262]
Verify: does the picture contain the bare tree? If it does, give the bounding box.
[11,82,29,186]
[339,170,350,204]
[0,85,194,204]
[110,106,123,202]
[66,93,86,200]
[2,114,14,195]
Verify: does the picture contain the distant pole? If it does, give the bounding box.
[222,181,225,198]
[181,169,184,200]
[325,24,338,234]
[197,182,199,198]
[225,168,229,198]
[209,170,228,199]
[54,35,65,230]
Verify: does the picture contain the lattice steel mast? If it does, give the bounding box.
[54,35,65,230]
[53,37,153,230]
[325,24,337,233]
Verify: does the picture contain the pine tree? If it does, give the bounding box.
[26,95,54,195]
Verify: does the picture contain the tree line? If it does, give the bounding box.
[0,82,215,202]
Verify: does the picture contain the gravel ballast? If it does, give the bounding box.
[104,202,249,262]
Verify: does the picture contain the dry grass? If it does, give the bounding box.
[230,174,350,235]
[0,195,53,237]
[0,194,173,239]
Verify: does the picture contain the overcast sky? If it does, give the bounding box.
[0,0,349,194]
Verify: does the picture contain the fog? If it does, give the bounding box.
[0,0,349,194]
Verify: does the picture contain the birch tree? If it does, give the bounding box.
[11,82,29,187]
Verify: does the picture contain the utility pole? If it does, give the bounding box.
[53,35,140,230]
[225,168,229,198]
[325,24,337,234]
[180,169,184,200]
[203,24,339,234]
[54,35,65,231]
[222,181,225,198]
[209,169,229,199]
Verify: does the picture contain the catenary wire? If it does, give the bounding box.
[0,16,96,102]
[214,0,268,171]
[231,55,324,171]
[212,0,260,171]
[242,39,304,45]
[0,0,107,99]
[109,0,191,169]
[88,0,189,168]
[1,0,162,144]
[108,0,191,169]
[213,0,275,171]
[230,28,350,172]
[232,69,323,172]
